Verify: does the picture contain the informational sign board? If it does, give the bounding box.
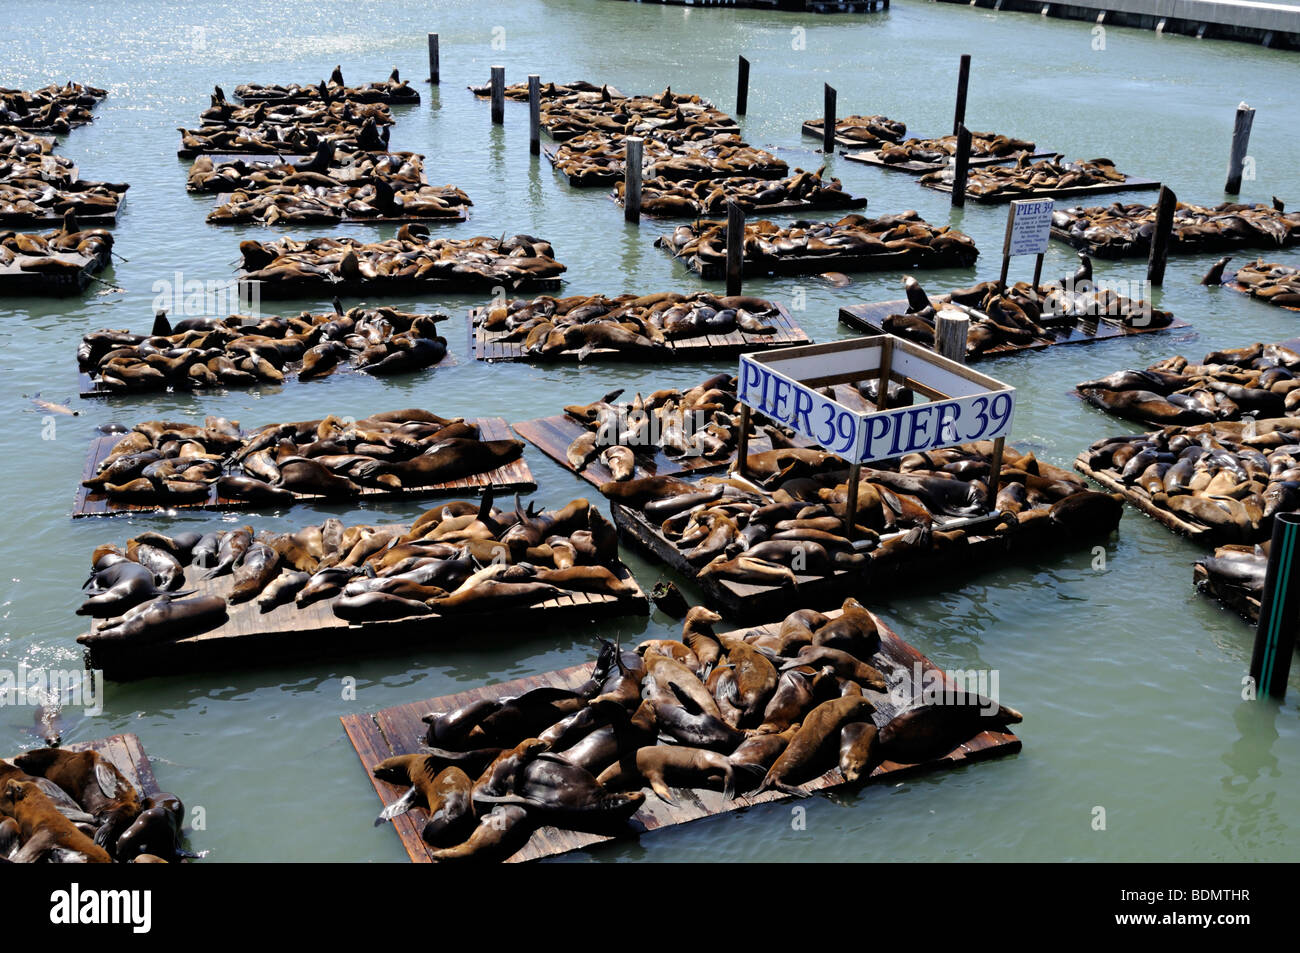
[1002,198,1054,258]
[737,338,1016,466]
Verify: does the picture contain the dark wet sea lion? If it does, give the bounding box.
[878,700,1022,763]
[1201,256,1231,286]
[838,721,879,783]
[79,594,229,645]
[113,804,184,862]
[425,804,531,862]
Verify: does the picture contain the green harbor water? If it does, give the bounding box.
[2,0,1299,862]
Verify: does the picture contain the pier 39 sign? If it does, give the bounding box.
[737,337,1015,464]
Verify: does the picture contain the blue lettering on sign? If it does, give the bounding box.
[901,405,934,454]
[933,403,961,448]
[738,359,763,403]
[770,376,792,423]
[791,386,814,435]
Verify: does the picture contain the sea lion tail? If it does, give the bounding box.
[721,765,735,801]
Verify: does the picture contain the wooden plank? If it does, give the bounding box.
[22,733,162,800]
[468,303,811,364]
[1074,453,1213,542]
[71,417,535,518]
[343,609,1022,863]
[80,549,648,680]
[838,299,1188,362]
[241,272,562,301]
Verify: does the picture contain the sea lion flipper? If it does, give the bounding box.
[648,777,678,806]
[94,760,120,798]
[375,786,419,825]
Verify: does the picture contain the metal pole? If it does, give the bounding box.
[1250,511,1300,699]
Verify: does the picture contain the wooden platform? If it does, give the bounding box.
[610,190,867,219]
[544,147,787,190]
[0,251,108,296]
[208,205,468,226]
[467,304,810,363]
[839,299,1188,361]
[78,349,457,399]
[341,610,1021,863]
[923,176,1162,204]
[661,244,976,281]
[0,209,118,228]
[71,417,535,518]
[842,148,1055,175]
[4,733,161,798]
[240,272,561,301]
[1074,453,1214,543]
[80,559,647,681]
[1050,225,1300,260]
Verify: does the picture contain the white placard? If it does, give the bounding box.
[1003,198,1054,258]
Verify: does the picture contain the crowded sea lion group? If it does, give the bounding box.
[549,129,787,188]
[0,81,106,133]
[79,302,450,393]
[367,605,1021,861]
[1076,341,1300,427]
[78,494,639,639]
[872,130,1036,167]
[81,408,523,506]
[1221,259,1300,309]
[803,113,908,146]
[1053,200,1300,257]
[0,214,115,278]
[237,230,566,294]
[234,66,420,105]
[920,155,1137,198]
[186,144,426,194]
[613,165,864,217]
[657,212,980,275]
[0,747,191,863]
[476,290,785,358]
[881,271,1173,358]
[1077,418,1300,544]
[0,126,128,224]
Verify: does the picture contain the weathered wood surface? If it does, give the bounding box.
[839,299,1188,361]
[343,609,1022,864]
[71,417,535,518]
[10,733,162,798]
[468,303,810,363]
[81,555,647,681]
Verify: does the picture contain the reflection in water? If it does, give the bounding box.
[1215,701,1285,852]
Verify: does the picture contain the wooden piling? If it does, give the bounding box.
[953,54,971,136]
[528,74,540,155]
[726,201,745,296]
[1224,102,1256,194]
[490,65,505,124]
[736,56,750,116]
[1146,184,1177,286]
[427,33,439,85]
[823,84,836,154]
[934,309,970,363]
[624,136,643,223]
[951,123,972,209]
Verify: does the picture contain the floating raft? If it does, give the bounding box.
[0,250,110,296]
[342,609,1020,864]
[842,147,1055,175]
[1073,453,1212,543]
[467,303,810,363]
[80,556,646,681]
[209,197,468,227]
[1193,556,1261,625]
[54,734,160,797]
[1224,268,1300,313]
[610,189,866,219]
[838,298,1188,361]
[71,417,534,518]
[661,245,970,281]
[923,175,1161,204]
[241,271,560,300]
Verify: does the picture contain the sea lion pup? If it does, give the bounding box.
[13,747,140,852]
[0,780,112,863]
[879,699,1022,763]
[372,755,475,847]
[425,804,532,863]
[757,695,875,796]
[1201,256,1232,286]
[838,721,880,783]
[597,745,736,804]
[682,606,724,675]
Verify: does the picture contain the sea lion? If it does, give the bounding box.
[838,721,879,783]
[12,747,140,853]
[79,594,229,645]
[1201,256,1231,286]
[424,805,531,862]
[1,780,112,863]
[596,745,735,805]
[372,756,476,847]
[758,695,875,795]
[878,700,1022,763]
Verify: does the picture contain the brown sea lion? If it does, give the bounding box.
[0,780,112,863]
[12,747,140,852]
[838,721,880,782]
[878,700,1022,763]
[596,745,735,804]
[758,695,875,795]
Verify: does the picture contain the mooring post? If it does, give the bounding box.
[1250,511,1300,699]
[528,75,541,155]
[986,436,1004,513]
[934,308,970,363]
[490,65,505,124]
[726,201,745,296]
[843,462,861,541]
[1146,184,1177,286]
[624,137,643,223]
[953,54,971,136]
[951,123,972,209]
[823,83,836,153]
[736,55,750,116]
[736,404,751,479]
[875,337,893,416]
[427,33,440,85]
[1224,102,1256,194]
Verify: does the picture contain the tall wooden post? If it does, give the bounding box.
[951,123,972,209]
[1225,103,1255,194]
[935,309,970,363]
[528,75,540,155]
[490,65,505,124]
[1146,185,1177,286]
[624,137,643,223]
[726,202,745,296]
[736,56,750,116]
[953,54,971,136]
[823,84,836,153]
[427,34,440,85]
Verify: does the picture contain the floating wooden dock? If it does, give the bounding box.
[609,190,867,219]
[842,147,1055,175]
[661,245,975,281]
[544,147,788,190]
[0,251,110,296]
[208,201,468,227]
[80,558,647,681]
[71,417,534,518]
[923,175,1161,204]
[467,304,810,363]
[342,609,1019,864]
[839,298,1188,361]
[240,272,561,301]
[78,349,457,399]
[1224,272,1300,312]
[1074,453,1214,543]
[1193,558,1261,624]
[4,733,162,799]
